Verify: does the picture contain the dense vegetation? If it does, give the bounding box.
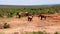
[0,4,60,17]
[23,31,59,34]
[23,31,46,34]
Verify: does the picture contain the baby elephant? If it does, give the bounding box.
[28,15,33,21]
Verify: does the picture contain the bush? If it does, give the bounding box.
[24,31,44,34]
[0,14,3,18]
[48,11,55,14]
[54,32,58,34]
[37,31,44,34]
[3,23,10,28]
[33,32,36,34]
[7,13,13,18]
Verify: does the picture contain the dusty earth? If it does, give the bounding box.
[0,14,60,34]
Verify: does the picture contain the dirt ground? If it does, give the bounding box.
[0,14,60,34]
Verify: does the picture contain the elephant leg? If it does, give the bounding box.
[44,16,46,20]
[19,15,21,18]
[41,17,43,20]
[30,18,32,21]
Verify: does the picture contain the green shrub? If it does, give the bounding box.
[24,31,44,34]
[3,23,10,28]
[33,32,36,34]
[37,31,44,34]
[48,11,55,14]
[7,13,13,18]
[54,32,58,34]
[0,14,3,18]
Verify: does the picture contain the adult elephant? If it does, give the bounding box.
[24,12,30,16]
[28,14,33,21]
[17,12,23,18]
[38,14,46,20]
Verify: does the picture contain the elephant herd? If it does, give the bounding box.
[17,12,46,21]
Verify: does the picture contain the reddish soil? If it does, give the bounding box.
[0,14,60,34]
